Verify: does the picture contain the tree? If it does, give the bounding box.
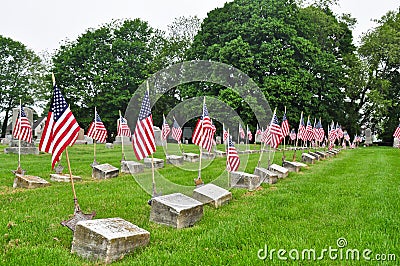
[52,19,167,138]
[0,35,47,137]
[358,7,400,141]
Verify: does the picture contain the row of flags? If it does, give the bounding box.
[161,115,183,143]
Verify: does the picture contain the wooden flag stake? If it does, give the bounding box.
[293,111,303,162]
[119,110,126,161]
[282,106,286,165]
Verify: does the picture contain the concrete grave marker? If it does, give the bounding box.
[302,153,316,164]
[92,163,119,179]
[308,152,320,160]
[229,171,261,190]
[166,155,184,166]
[13,174,50,189]
[314,151,327,159]
[4,140,39,155]
[182,152,199,162]
[113,136,130,145]
[393,138,400,148]
[150,193,203,228]
[365,128,372,145]
[192,183,232,208]
[202,152,215,160]
[121,161,144,174]
[50,174,82,183]
[214,150,226,157]
[268,164,289,178]
[153,126,163,146]
[144,157,164,169]
[71,217,150,264]
[254,167,278,184]
[282,161,306,172]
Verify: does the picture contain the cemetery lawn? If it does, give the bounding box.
[0,144,399,265]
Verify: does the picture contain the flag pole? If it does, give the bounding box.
[65,147,80,211]
[246,124,249,151]
[17,99,22,172]
[93,107,97,165]
[282,106,286,164]
[151,153,156,196]
[195,97,206,186]
[174,116,184,153]
[227,128,230,181]
[237,123,240,147]
[163,114,168,156]
[119,110,126,161]
[293,111,303,162]
[267,107,277,168]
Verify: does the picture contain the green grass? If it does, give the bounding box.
[0,144,399,265]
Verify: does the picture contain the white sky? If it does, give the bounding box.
[0,0,399,54]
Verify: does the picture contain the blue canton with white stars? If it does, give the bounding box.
[50,85,69,121]
[139,91,151,120]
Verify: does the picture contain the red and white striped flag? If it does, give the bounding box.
[192,98,214,152]
[117,116,131,137]
[269,113,283,148]
[87,110,107,143]
[171,117,182,143]
[297,113,305,141]
[289,129,296,141]
[256,125,262,135]
[304,117,314,141]
[39,83,81,169]
[393,123,400,139]
[281,112,290,137]
[132,90,156,161]
[161,114,170,140]
[223,123,229,142]
[13,104,32,143]
[226,135,240,172]
[238,124,245,139]
[247,125,253,141]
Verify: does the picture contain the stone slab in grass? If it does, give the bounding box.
[50,174,82,182]
[4,147,39,155]
[254,167,278,184]
[314,151,327,158]
[214,150,226,157]
[268,164,289,178]
[143,158,164,169]
[229,171,261,190]
[120,161,144,174]
[71,217,150,264]
[302,153,316,164]
[182,152,199,162]
[202,152,215,160]
[92,163,119,179]
[13,174,50,189]
[166,155,184,166]
[192,183,232,208]
[308,152,321,160]
[282,161,303,172]
[150,193,203,228]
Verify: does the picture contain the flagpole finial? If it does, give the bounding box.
[51,73,56,86]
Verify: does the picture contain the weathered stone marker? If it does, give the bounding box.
[302,153,316,164]
[393,138,400,148]
[113,136,131,145]
[192,183,232,208]
[120,161,144,174]
[182,152,199,162]
[365,128,372,145]
[268,164,289,178]
[254,167,278,184]
[13,174,50,189]
[202,152,215,160]
[314,151,327,159]
[105,143,114,149]
[308,152,320,161]
[4,140,39,155]
[166,155,184,165]
[71,217,150,264]
[143,158,164,169]
[50,174,82,182]
[214,150,226,158]
[92,163,119,179]
[282,161,305,172]
[150,193,203,228]
[229,171,261,190]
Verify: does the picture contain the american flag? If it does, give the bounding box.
[87,110,107,143]
[314,118,325,142]
[39,83,81,169]
[261,126,270,144]
[298,115,305,141]
[226,135,240,172]
[238,124,245,139]
[304,117,314,141]
[336,123,344,139]
[171,118,182,143]
[132,90,156,161]
[223,124,229,142]
[256,125,262,135]
[161,114,170,140]
[289,129,296,141]
[117,116,131,137]
[13,105,32,143]
[328,122,337,146]
[393,123,400,139]
[344,131,350,141]
[192,99,214,152]
[269,113,283,148]
[247,125,253,141]
[281,112,290,137]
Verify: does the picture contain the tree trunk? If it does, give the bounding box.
[1,110,11,138]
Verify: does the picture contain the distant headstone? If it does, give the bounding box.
[282,161,301,172]
[192,184,232,208]
[105,143,114,149]
[149,193,203,228]
[229,171,261,190]
[1,138,11,145]
[13,174,50,189]
[301,153,316,164]
[182,127,192,141]
[77,128,85,140]
[214,150,226,158]
[182,152,199,162]
[121,161,144,174]
[202,151,215,160]
[308,152,320,161]
[254,167,278,184]
[84,135,93,144]
[166,155,184,166]
[144,157,164,169]
[50,174,82,183]
[4,140,39,155]
[92,163,119,179]
[365,128,372,145]
[71,217,150,264]
[113,136,130,145]
[268,164,289,178]
[393,138,400,148]
[153,126,163,146]
[216,136,222,145]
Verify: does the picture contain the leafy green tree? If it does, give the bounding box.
[0,35,47,137]
[52,19,167,138]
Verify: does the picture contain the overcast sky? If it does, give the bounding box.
[0,0,399,54]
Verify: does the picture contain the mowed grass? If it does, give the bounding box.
[0,143,399,265]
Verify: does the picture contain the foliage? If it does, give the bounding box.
[0,35,47,137]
